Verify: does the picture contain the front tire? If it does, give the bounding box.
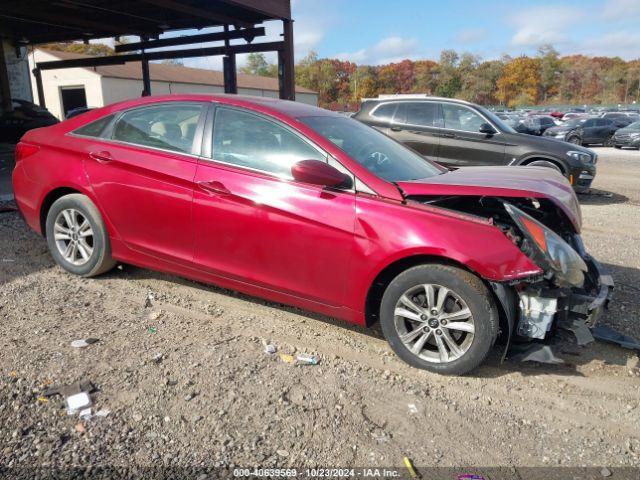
[526,160,563,173]
[380,264,499,375]
[567,136,582,145]
[45,194,116,277]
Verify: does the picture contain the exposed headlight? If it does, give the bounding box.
[567,150,593,163]
[504,203,587,287]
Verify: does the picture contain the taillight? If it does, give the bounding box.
[15,142,40,163]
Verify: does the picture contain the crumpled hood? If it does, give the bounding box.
[397,166,582,231]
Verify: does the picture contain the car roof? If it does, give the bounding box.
[361,95,475,106]
[102,93,340,120]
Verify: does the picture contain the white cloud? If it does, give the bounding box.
[602,0,640,21]
[336,36,419,65]
[575,31,640,59]
[509,6,582,48]
[453,28,487,44]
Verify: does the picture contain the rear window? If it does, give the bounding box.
[370,103,397,121]
[73,114,115,138]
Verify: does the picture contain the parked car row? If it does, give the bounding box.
[0,99,58,144]
[353,95,597,192]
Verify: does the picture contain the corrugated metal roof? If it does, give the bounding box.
[39,49,315,94]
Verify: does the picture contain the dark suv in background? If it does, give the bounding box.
[354,96,597,192]
[543,116,626,146]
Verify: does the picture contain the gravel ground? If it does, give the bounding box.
[1,148,639,477]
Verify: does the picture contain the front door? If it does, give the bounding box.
[192,106,356,306]
[83,102,206,263]
[438,103,506,167]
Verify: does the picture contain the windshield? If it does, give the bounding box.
[299,116,443,182]
[477,106,516,133]
[623,121,640,131]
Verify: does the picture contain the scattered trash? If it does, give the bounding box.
[278,353,295,364]
[458,475,486,480]
[510,344,564,364]
[600,467,612,477]
[147,326,158,334]
[276,449,289,457]
[152,352,163,364]
[591,325,640,351]
[403,456,419,478]
[2,258,15,262]
[36,396,49,404]
[70,338,99,348]
[559,318,594,346]
[74,422,86,434]
[296,353,320,365]
[148,310,164,321]
[79,407,92,419]
[408,403,418,414]
[264,344,277,354]
[94,409,111,418]
[8,371,17,377]
[66,392,92,415]
[144,291,155,308]
[184,392,197,402]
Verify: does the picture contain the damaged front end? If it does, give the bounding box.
[409,194,615,356]
[501,202,614,348]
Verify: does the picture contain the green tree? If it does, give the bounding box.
[240,53,277,77]
[537,45,561,102]
[434,50,461,97]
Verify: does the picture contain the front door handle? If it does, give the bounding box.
[197,180,230,195]
[89,151,113,163]
[390,126,402,132]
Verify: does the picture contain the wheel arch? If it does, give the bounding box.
[364,254,510,344]
[516,155,567,174]
[365,254,479,327]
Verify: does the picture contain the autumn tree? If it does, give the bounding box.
[496,56,541,107]
[40,41,115,57]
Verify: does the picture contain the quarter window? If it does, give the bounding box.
[442,104,485,133]
[112,103,204,154]
[73,114,115,138]
[212,107,325,178]
[371,103,397,121]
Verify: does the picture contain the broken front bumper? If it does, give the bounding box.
[565,255,614,327]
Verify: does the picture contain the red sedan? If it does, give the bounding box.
[12,95,612,375]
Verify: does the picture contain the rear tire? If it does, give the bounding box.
[567,136,582,145]
[45,194,116,277]
[380,264,499,376]
[604,135,614,147]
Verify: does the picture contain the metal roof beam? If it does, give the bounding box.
[36,41,284,70]
[115,26,265,52]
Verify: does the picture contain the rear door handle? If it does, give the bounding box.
[197,180,230,195]
[390,126,402,132]
[89,151,113,163]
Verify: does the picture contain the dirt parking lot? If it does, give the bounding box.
[1,147,639,477]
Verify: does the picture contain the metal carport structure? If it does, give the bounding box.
[0,0,295,111]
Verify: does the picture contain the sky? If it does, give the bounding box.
[100,0,640,71]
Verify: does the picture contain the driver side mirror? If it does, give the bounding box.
[479,123,497,135]
[291,160,351,189]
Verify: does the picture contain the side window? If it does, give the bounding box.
[73,114,115,138]
[396,102,441,127]
[371,103,397,122]
[212,107,325,178]
[583,119,597,128]
[112,103,204,153]
[442,104,485,132]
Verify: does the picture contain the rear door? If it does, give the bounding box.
[82,102,206,263]
[387,101,441,159]
[192,105,356,306]
[438,103,506,167]
[580,118,599,143]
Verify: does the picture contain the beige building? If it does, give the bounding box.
[29,49,318,120]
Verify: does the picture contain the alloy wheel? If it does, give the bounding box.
[53,208,94,266]
[394,283,475,363]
